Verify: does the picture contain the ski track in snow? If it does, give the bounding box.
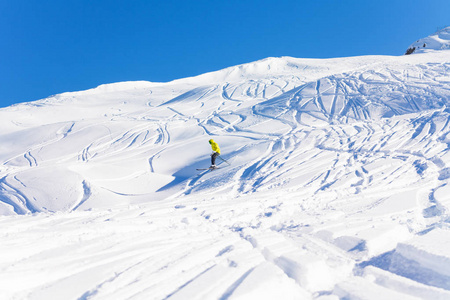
[1,52,450,299]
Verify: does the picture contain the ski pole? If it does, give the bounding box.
[218,155,230,165]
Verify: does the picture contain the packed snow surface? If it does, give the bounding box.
[1,48,450,299]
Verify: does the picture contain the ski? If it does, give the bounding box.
[196,167,219,171]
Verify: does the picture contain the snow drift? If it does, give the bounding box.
[1,29,450,299]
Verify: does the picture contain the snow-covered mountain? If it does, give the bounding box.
[1,30,450,299]
[405,26,450,54]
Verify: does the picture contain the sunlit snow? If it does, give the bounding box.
[1,31,450,299]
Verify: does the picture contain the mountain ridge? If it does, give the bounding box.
[406,26,450,54]
[1,29,450,299]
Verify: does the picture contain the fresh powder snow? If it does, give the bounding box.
[1,29,450,299]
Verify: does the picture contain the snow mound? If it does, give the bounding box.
[1,28,450,299]
[389,229,450,290]
[405,27,450,54]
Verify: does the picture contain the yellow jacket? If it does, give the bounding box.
[209,139,220,154]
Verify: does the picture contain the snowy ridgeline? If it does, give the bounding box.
[405,26,450,54]
[1,44,450,297]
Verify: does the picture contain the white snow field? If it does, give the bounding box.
[1,30,450,299]
[406,27,450,54]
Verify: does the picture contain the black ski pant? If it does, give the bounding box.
[211,152,219,165]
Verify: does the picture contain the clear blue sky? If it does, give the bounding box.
[1,0,449,108]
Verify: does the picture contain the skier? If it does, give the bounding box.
[209,139,220,168]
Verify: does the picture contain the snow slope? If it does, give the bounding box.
[406,26,450,54]
[1,43,450,298]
